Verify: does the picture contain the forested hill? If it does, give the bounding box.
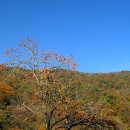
[0,65,130,130]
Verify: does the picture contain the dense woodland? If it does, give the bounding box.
[0,39,130,130]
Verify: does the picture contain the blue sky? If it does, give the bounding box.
[0,0,130,72]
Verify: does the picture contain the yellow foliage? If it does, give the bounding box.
[38,124,46,130]
[9,128,21,130]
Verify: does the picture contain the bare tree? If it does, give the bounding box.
[3,38,77,130]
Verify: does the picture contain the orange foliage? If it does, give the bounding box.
[0,83,12,94]
[38,124,46,130]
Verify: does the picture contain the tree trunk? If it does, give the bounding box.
[46,119,51,130]
[46,125,51,130]
[45,108,56,130]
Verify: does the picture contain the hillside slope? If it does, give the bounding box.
[0,66,130,129]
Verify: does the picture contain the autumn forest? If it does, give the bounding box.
[0,39,130,130]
